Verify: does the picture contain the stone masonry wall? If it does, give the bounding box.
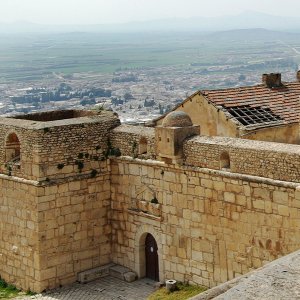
[0,111,120,292]
[184,136,300,182]
[0,167,112,293]
[110,157,300,288]
[110,125,155,158]
[32,112,120,181]
[0,111,120,181]
[0,123,41,179]
[0,176,40,292]
[35,173,112,292]
[3,110,300,293]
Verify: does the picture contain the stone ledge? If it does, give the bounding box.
[182,165,300,189]
[128,208,163,221]
[77,263,116,283]
[112,156,300,189]
[77,263,137,284]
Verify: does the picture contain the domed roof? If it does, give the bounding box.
[162,111,193,127]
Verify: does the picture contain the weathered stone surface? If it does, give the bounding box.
[184,135,300,183]
[2,108,300,295]
[191,249,300,300]
[77,263,115,283]
[123,271,137,282]
[109,265,132,280]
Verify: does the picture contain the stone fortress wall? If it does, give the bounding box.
[110,126,300,288]
[0,110,120,292]
[1,109,300,292]
[0,177,39,292]
[0,110,120,181]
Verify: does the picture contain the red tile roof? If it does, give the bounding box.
[201,82,300,125]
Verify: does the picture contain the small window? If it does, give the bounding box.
[5,132,20,162]
[167,138,170,142]
[220,151,230,169]
[139,137,147,155]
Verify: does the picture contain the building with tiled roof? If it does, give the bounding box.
[155,72,300,144]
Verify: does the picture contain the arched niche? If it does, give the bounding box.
[5,132,21,162]
[139,137,147,155]
[220,151,230,169]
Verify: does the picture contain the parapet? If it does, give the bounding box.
[184,136,300,182]
[12,109,99,122]
[0,109,120,181]
[110,125,155,158]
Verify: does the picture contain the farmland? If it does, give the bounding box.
[0,30,299,82]
[0,29,300,121]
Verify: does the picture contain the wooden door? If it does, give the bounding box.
[145,233,159,281]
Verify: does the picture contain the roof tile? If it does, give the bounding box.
[201,82,300,124]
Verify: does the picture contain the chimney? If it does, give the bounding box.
[297,70,300,82]
[262,73,282,88]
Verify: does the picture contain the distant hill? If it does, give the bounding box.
[109,11,300,33]
[2,11,300,34]
[207,28,300,41]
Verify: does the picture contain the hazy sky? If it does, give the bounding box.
[1,0,300,25]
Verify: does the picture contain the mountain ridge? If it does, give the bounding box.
[1,11,300,34]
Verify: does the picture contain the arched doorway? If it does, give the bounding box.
[145,233,159,281]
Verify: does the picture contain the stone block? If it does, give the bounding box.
[183,209,191,220]
[226,183,243,194]
[124,271,136,282]
[214,181,226,191]
[236,195,246,206]
[32,165,40,178]
[41,267,56,280]
[77,263,115,283]
[129,164,140,176]
[192,250,203,261]
[253,200,265,210]
[265,201,272,213]
[109,264,131,280]
[224,192,235,203]
[278,205,289,216]
[201,179,213,189]
[69,181,81,191]
[243,185,251,196]
[253,188,270,200]
[295,189,300,201]
[273,191,288,204]
[177,247,187,259]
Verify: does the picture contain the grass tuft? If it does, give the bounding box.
[147,282,206,300]
[0,278,21,299]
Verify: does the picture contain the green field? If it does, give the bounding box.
[0,30,300,82]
